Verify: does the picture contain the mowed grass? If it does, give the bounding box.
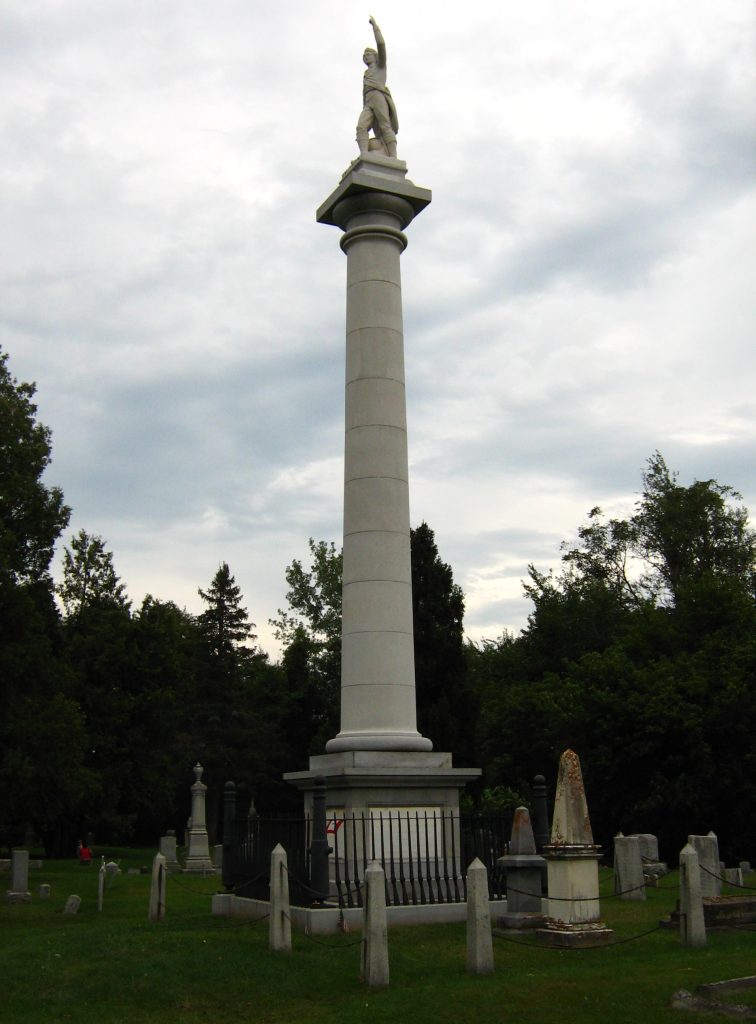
[1,851,755,1024]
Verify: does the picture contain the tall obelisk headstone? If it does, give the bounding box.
[285,18,479,816]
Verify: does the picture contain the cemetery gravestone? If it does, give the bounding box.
[688,833,721,898]
[5,850,31,904]
[497,806,546,927]
[159,830,180,872]
[537,750,614,947]
[614,834,646,901]
[63,895,81,914]
[184,764,214,873]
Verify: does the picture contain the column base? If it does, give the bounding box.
[325,730,433,753]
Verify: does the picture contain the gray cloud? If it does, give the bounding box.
[3,1,754,658]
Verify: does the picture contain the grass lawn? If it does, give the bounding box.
[1,850,755,1024]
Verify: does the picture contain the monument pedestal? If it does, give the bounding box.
[285,751,479,817]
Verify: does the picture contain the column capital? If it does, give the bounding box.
[317,156,431,230]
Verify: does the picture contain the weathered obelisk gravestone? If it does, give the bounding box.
[285,18,479,820]
[497,806,546,928]
[537,749,614,947]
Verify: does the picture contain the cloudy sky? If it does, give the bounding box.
[2,0,754,658]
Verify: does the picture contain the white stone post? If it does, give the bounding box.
[466,858,494,975]
[318,158,432,754]
[361,860,389,988]
[679,843,706,947]
[269,844,292,953]
[148,853,167,922]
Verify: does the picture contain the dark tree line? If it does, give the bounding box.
[2,345,754,863]
[470,453,756,861]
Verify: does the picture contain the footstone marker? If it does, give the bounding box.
[614,834,646,901]
[361,862,389,988]
[679,843,706,948]
[269,844,291,953]
[39,884,51,899]
[466,859,494,975]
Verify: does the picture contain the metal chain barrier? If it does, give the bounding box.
[699,863,756,891]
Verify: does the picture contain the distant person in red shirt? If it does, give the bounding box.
[78,841,93,865]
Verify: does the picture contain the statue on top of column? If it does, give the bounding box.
[356,16,399,159]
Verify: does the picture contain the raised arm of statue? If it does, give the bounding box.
[369,16,387,69]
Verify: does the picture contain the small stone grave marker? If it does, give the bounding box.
[63,895,81,914]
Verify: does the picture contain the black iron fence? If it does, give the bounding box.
[223,797,511,909]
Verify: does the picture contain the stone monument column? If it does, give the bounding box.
[184,763,214,873]
[319,157,432,753]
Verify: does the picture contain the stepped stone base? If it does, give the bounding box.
[284,750,480,816]
[536,922,614,947]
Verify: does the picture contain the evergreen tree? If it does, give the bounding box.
[411,522,476,763]
[0,347,89,853]
[58,529,130,620]
[0,348,70,587]
[271,540,342,751]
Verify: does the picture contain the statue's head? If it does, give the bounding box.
[363,47,377,66]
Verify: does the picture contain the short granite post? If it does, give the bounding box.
[184,763,214,873]
[269,844,292,953]
[614,834,646,901]
[688,832,721,897]
[679,843,706,948]
[361,862,389,988]
[5,850,31,904]
[39,884,51,899]
[148,853,167,922]
[466,858,494,975]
